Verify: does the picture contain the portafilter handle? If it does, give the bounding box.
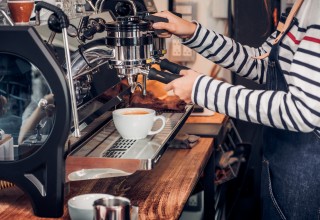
[144,13,182,35]
[147,68,181,84]
[159,58,189,74]
[144,14,168,35]
[141,59,189,84]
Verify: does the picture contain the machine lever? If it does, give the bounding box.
[81,18,106,41]
[83,26,98,39]
[159,58,189,74]
[148,68,181,84]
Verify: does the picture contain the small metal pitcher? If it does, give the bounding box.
[93,196,138,220]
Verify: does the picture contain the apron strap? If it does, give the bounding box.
[253,0,304,60]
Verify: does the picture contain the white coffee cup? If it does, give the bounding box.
[112,108,166,139]
[68,193,113,220]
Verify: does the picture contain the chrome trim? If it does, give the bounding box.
[24,174,46,196]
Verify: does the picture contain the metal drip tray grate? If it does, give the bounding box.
[102,150,125,158]
[69,105,193,170]
[110,139,137,150]
[102,139,137,158]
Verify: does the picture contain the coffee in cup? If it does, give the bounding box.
[112,108,166,139]
[8,0,34,25]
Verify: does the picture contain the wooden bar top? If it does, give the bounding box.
[0,138,214,220]
[0,114,225,219]
[186,112,226,124]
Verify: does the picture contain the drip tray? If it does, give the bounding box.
[66,105,193,181]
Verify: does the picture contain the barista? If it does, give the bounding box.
[152,0,320,219]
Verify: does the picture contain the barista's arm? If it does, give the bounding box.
[182,22,275,84]
[153,11,276,84]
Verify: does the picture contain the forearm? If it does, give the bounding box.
[183,23,275,84]
[192,75,320,132]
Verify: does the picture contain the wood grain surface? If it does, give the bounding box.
[0,138,214,220]
[186,113,226,124]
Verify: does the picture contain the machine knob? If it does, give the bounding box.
[115,2,132,16]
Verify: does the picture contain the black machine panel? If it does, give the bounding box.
[0,26,71,217]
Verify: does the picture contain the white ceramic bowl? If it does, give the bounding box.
[68,193,114,220]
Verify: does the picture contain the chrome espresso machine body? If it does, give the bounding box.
[63,0,192,179]
[70,0,182,96]
[0,0,192,218]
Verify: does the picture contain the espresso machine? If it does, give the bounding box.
[0,0,193,217]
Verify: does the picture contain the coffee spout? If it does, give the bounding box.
[126,74,147,96]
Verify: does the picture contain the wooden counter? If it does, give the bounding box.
[0,114,225,220]
[186,112,226,124]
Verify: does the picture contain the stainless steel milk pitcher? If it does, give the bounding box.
[93,196,138,220]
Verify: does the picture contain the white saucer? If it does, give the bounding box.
[68,168,132,181]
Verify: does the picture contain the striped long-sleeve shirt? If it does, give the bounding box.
[183,0,320,132]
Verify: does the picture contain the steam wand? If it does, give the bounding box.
[35,2,81,137]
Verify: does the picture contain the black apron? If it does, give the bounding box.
[261,18,320,220]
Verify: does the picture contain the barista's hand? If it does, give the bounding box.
[44,94,54,104]
[152,11,197,39]
[164,69,202,103]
